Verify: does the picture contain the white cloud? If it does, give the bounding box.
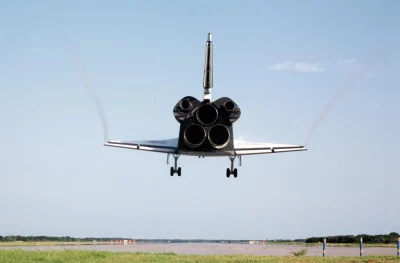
[268,61,325,73]
[268,57,376,78]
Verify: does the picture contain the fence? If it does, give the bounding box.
[322,237,399,257]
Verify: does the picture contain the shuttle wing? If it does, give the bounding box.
[234,140,306,155]
[104,138,178,154]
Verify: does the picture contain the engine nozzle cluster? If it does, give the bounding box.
[174,96,240,151]
[182,102,232,149]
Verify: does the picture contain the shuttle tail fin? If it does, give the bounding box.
[203,33,213,101]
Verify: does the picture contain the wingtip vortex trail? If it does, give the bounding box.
[65,40,109,143]
[304,85,348,147]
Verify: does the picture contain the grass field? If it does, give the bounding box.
[0,250,399,263]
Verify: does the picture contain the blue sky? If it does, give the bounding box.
[1,0,399,240]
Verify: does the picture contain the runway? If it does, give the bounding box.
[0,243,397,257]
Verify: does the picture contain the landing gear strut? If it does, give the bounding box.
[226,155,241,178]
[167,153,181,176]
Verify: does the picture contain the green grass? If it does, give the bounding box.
[0,250,399,263]
[291,249,308,256]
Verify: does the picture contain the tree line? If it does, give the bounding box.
[305,232,399,244]
[0,236,122,242]
[0,232,398,244]
[0,236,301,243]
[0,236,256,243]
[0,236,282,243]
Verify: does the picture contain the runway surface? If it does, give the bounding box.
[0,243,397,257]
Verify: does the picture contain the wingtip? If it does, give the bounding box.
[104,140,118,146]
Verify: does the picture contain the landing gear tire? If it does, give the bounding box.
[170,166,181,176]
[226,156,240,178]
[168,154,181,177]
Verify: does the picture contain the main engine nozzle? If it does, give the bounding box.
[208,124,230,149]
[196,103,218,126]
[183,124,206,148]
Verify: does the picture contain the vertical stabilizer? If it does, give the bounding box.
[203,33,213,101]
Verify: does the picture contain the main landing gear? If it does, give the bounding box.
[227,155,241,178]
[167,153,181,176]
[167,154,242,178]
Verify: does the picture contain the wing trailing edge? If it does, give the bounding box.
[104,138,178,154]
[233,140,307,156]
